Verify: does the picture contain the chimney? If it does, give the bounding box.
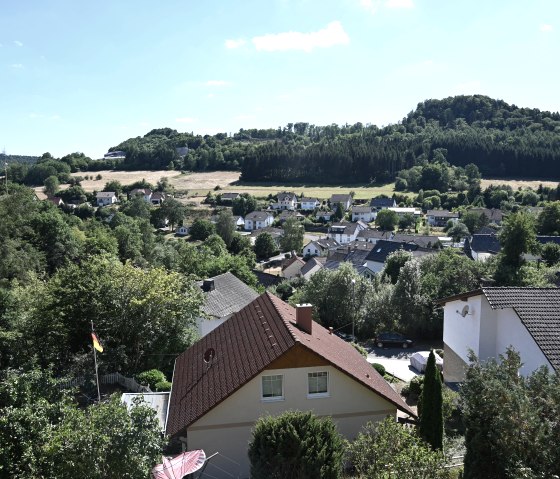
[201,279,215,292]
[329,327,333,335]
[296,304,313,334]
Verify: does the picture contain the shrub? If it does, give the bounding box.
[403,375,424,398]
[248,411,344,479]
[154,380,172,392]
[136,369,166,390]
[372,363,386,376]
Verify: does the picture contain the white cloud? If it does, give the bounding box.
[360,0,381,14]
[252,21,349,53]
[176,117,197,124]
[206,80,229,86]
[540,24,553,32]
[14,40,23,47]
[385,0,414,8]
[10,63,23,69]
[225,38,246,49]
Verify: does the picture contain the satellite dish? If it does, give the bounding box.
[460,305,470,317]
[203,348,216,364]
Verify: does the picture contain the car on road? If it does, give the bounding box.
[375,332,413,349]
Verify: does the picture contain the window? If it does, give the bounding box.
[308,371,329,397]
[262,375,283,400]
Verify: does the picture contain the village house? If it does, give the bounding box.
[328,221,367,244]
[467,207,504,225]
[315,210,335,222]
[330,193,353,211]
[302,238,340,257]
[300,257,325,280]
[387,207,422,218]
[278,210,305,223]
[351,205,375,223]
[438,288,560,383]
[281,255,306,279]
[176,225,189,237]
[299,197,321,211]
[150,191,166,205]
[244,211,274,231]
[219,192,240,203]
[165,293,414,479]
[426,209,459,227]
[370,197,397,210]
[464,234,560,262]
[196,272,259,337]
[271,192,298,210]
[96,191,117,207]
[129,188,152,203]
[363,240,434,273]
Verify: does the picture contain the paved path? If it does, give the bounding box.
[367,355,420,382]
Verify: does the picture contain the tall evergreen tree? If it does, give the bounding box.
[419,350,443,450]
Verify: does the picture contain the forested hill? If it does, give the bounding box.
[104,95,560,183]
[0,153,39,165]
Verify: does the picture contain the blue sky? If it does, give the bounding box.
[1,0,558,159]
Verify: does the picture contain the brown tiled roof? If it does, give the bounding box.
[437,287,560,371]
[166,293,414,437]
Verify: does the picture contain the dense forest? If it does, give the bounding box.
[6,95,560,187]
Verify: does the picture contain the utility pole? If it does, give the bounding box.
[351,278,356,340]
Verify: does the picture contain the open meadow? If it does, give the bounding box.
[34,170,558,201]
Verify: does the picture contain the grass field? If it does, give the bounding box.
[35,170,558,201]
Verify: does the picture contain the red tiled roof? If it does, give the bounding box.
[166,292,414,437]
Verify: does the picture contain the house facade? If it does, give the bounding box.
[351,205,375,223]
[370,197,397,210]
[96,192,117,207]
[300,197,320,211]
[129,188,152,203]
[330,194,353,211]
[166,293,414,479]
[244,211,274,231]
[303,238,339,257]
[328,222,366,244]
[438,288,560,383]
[426,210,459,227]
[271,192,298,210]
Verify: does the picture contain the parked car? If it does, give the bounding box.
[410,351,443,372]
[375,332,413,349]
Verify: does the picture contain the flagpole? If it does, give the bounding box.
[92,320,101,402]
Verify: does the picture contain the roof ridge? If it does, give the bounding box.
[264,292,300,343]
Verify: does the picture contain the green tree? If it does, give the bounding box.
[499,212,539,269]
[333,203,344,222]
[376,209,399,231]
[537,202,560,235]
[461,210,489,234]
[419,350,443,450]
[280,217,304,252]
[398,213,416,231]
[103,180,124,196]
[254,232,278,259]
[382,249,413,284]
[447,221,470,241]
[43,175,60,197]
[159,197,186,231]
[248,411,344,479]
[232,193,257,216]
[189,218,215,241]
[347,417,449,479]
[461,348,560,479]
[121,195,152,219]
[541,242,560,266]
[215,208,235,247]
[229,233,252,255]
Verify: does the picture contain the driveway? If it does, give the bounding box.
[366,340,443,382]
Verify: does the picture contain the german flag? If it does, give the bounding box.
[91,332,104,353]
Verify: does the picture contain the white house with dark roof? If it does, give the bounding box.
[271,191,298,210]
[438,288,560,383]
[370,197,397,210]
[129,188,152,203]
[96,191,117,207]
[300,197,320,210]
[351,205,375,223]
[328,222,367,244]
[244,211,274,231]
[303,238,340,257]
[426,209,459,227]
[166,293,415,479]
[330,193,353,211]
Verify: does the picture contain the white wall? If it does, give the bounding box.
[196,316,229,338]
[187,365,397,479]
[443,296,483,364]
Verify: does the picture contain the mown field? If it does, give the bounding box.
[35,170,558,201]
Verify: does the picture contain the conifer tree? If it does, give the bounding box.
[419,350,443,450]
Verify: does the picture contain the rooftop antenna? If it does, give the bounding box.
[456,305,472,317]
[203,347,216,371]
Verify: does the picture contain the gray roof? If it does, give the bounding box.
[370,197,396,208]
[300,197,319,203]
[468,208,504,222]
[352,205,373,213]
[300,257,323,276]
[331,194,352,203]
[427,209,459,218]
[357,229,393,240]
[221,192,240,200]
[198,272,258,319]
[245,211,272,221]
[365,240,421,264]
[96,191,116,198]
[441,288,560,372]
[391,234,443,249]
